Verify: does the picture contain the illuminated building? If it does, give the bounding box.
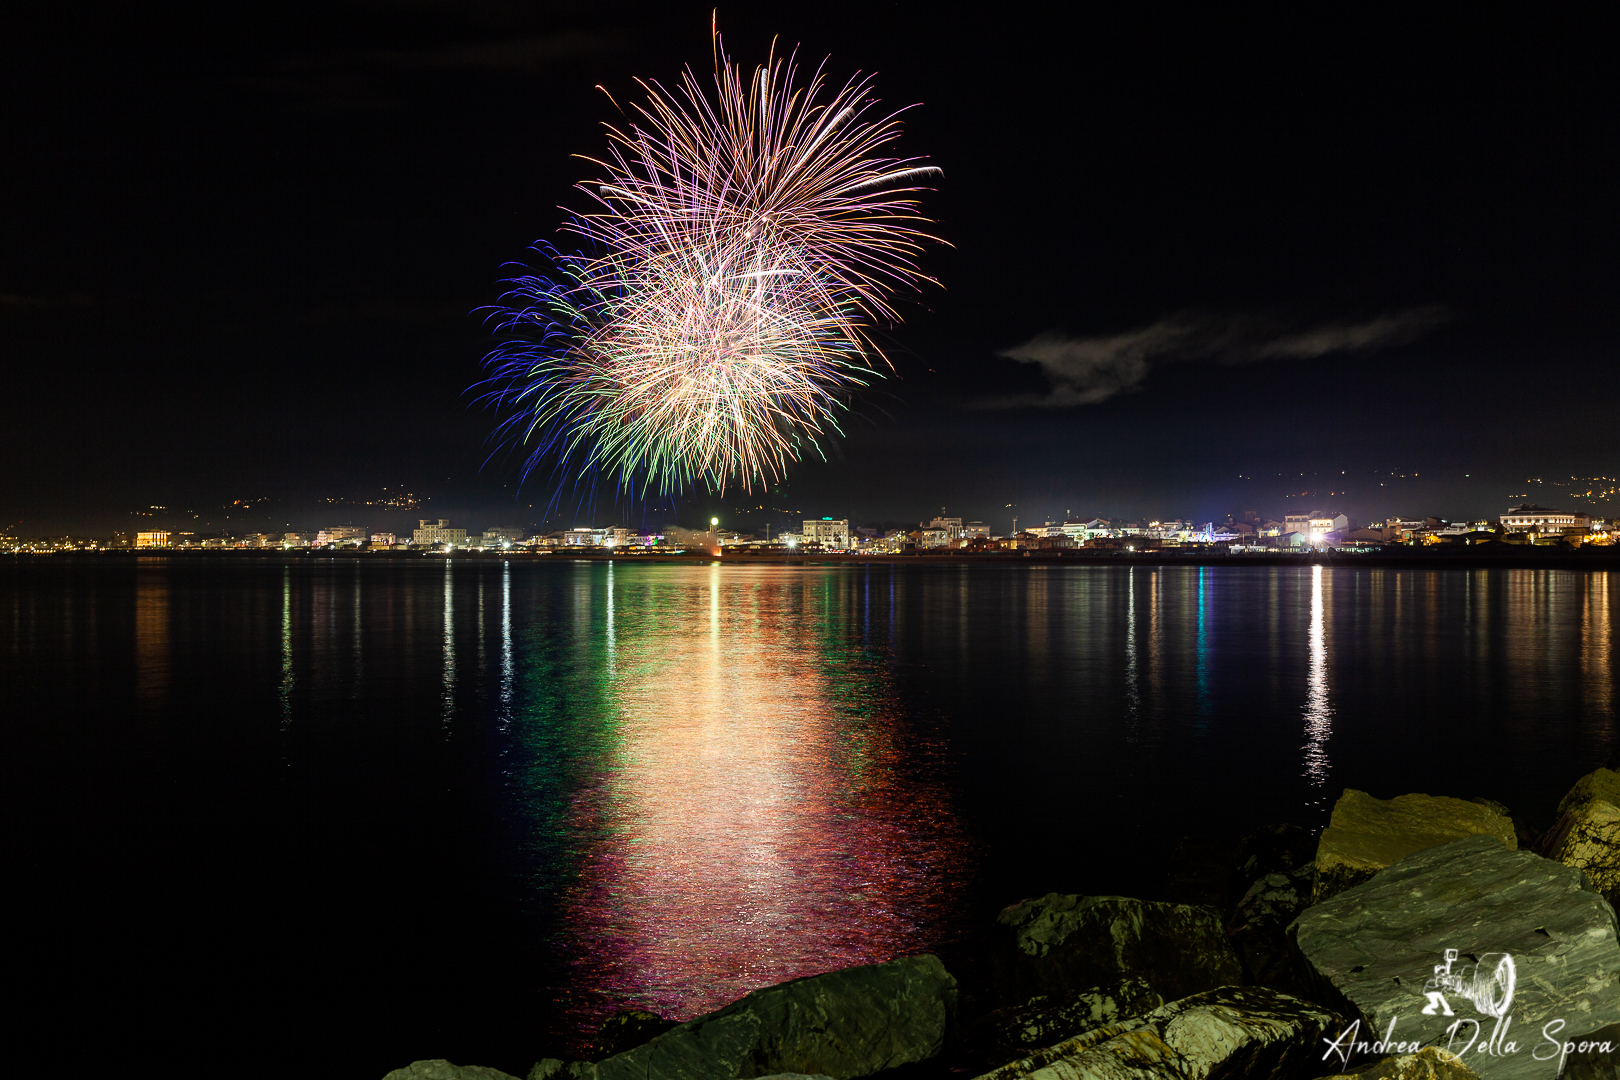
[801,518,850,549]
[1501,505,1588,533]
[413,519,468,547]
[316,526,365,545]
[134,530,171,549]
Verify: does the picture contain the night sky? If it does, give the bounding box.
[6,3,1617,538]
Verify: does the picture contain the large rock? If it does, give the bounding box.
[972,985,1342,1080]
[589,1009,679,1059]
[1558,1022,1620,1080]
[384,1062,522,1080]
[1290,835,1620,1080]
[1312,790,1517,902]
[1543,769,1620,906]
[962,977,1164,1070]
[579,954,955,1080]
[992,895,1243,1006]
[1315,1046,1482,1080]
[1226,865,1314,994]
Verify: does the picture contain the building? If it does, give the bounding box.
[1500,505,1588,533]
[483,526,526,543]
[316,526,365,546]
[1285,511,1349,539]
[370,532,396,545]
[134,530,171,549]
[413,519,468,547]
[927,515,964,539]
[802,518,850,549]
[1308,512,1350,536]
[563,528,609,546]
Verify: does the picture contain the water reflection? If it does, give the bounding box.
[279,565,293,727]
[442,562,455,733]
[134,562,170,712]
[1301,565,1333,796]
[1583,573,1612,719]
[549,567,969,1026]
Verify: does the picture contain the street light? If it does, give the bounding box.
[710,517,718,527]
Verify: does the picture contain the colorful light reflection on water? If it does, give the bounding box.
[502,563,972,1032]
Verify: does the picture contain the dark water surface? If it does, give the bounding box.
[5,559,1616,1076]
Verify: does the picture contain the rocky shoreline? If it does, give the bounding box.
[386,765,1620,1080]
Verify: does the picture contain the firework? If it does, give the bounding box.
[482,28,941,496]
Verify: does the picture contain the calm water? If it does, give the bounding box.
[5,559,1616,1077]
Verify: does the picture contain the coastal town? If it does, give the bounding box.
[6,504,1615,555]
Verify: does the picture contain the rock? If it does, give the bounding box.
[1558,1022,1620,1080]
[972,985,1342,1080]
[1543,769,1620,906]
[1164,834,1243,910]
[1315,1046,1482,1080]
[527,1063,595,1080]
[589,1009,679,1059]
[1290,834,1620,1080]
[992,894,1243,1007]
[1234,825,1317,891]
[962,977,1164,1070]
[1554,769,1620,820]
[1227,864,1314,994]
[581,954,955,1080]
[383,1062,522,1080]
[1311,790,1517,903]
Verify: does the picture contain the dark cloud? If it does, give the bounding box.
[987,306,1450,408]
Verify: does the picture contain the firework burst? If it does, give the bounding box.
[482,28,942,497]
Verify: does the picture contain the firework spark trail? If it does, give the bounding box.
[481,28,941,497]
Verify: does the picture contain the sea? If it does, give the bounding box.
[4,557,1615,1077]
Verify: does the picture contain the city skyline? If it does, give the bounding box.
[5,5,1617,538]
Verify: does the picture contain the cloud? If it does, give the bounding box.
[987,306,1448,408]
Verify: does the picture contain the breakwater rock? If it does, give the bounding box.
[581,953,954,1080]
[971,985,1342,1080]
[1292,834,1620,1080]
[991,894,1243,1006]
[1311,791,1517,903]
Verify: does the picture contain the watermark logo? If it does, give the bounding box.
[1421,948,1516,1019]
[1320,945,1614,1077]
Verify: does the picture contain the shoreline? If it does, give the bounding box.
[14,548,1620,570]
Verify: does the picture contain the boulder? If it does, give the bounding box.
[962,977,1164,1070]
[527,1063,593,1080]
[1543,769,1620,906]
[1227,865,1314,994]
[1234,825,1317,892]
[1557,1022,1620,1080]
[1311,791,1517,903]
[580,954,955,1080]
[589,1009,679,1059]
[1315,1046,1481,1080]
[384,1062,522,1080]
[992,895,1243,1007]
[1290,835,1620,1080]
[972,985,1343,1080]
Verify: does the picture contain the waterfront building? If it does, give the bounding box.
[316,526,365,546]
[563,528,609,546]
[1500,505,1589,533]
[134,531,171,548]
[413,520,468,547]
[802,518,851,549]
[370,532,396,545]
